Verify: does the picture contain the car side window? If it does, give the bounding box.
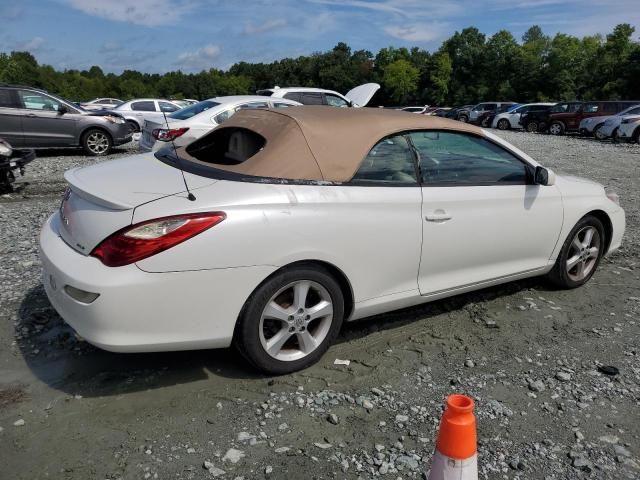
[325,94,349,108]
[300,93,324,105]
[583,103,599,113]
[283,92,302,102]
[159,101,179,113]
[350,135,417,185]
[131,101,155,112]
[272,102,294,108]
[213,109,234,124]
[409,131,528,186]
[17,90,60,111]
[0,89,17,108]
[237,102,269,110]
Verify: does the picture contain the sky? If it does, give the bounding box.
[1,0,638,74]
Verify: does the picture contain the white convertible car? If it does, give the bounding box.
[39,107,625,373]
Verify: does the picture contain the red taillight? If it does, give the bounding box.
[91,212,225,267]
[152,127,190,141]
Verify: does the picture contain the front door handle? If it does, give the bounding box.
[425,210,452,222]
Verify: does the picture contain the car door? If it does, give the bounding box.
[408,130,563,296]
[16,90,78,147]
[509,105,528,127]
[0,88,24,146]
[345,134,423,301]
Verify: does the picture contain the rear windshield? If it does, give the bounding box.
[169,100,221,120]
[185,127,266,165]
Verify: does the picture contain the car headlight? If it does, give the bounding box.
[104,115,125,124]
[621,118,633,124]
[605,188,620,206]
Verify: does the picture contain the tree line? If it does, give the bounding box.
[1,24,638,107]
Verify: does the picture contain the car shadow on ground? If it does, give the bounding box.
[33,146,134,158]
[16,277,551,398]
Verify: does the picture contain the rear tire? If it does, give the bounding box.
[82,129,112,156]
[525,121,539,133]
[458,114,469,123]
[234,265,344,374]
[498,119,510,130]
[547,215,605,289]
[549,121,565,136]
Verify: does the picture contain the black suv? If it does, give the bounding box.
[0,85,132,155]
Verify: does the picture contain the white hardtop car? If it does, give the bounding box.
[138,95,301,152]
[491,103,555,130]
[596,105,640,139]
[617,116,640,143]
[579,104,640,137]
[80,97,123,111]
[256,83,380,108]
[39,107,624,374]
[112,99,184,134]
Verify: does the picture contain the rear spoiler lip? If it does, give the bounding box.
[64,168,133,210]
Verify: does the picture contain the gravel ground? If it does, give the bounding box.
[0,133,639,480]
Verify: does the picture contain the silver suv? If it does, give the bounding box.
[0,85,132,156]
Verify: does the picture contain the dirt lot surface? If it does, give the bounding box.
[1,133,639,480]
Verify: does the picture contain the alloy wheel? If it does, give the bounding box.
[86,132,110,154]
[526,122,538,133]
[566,226,601,282]
[549,123,562,135]
[259,280,333,362]
[498,119,509,130]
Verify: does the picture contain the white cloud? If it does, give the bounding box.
[384,22,449,43]
[15,37,45,51]
[175,44,222,70]
[65,0,195,27]
[243,18,288,34]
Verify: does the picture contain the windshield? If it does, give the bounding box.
[169,100,221,120]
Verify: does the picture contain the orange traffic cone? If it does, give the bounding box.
[428,394,478,480]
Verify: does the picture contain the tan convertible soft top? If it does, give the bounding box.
[178,106,484,182]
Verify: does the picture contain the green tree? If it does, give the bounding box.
[382,59,419,104]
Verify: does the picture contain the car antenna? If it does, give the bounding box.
[161,108,196,201]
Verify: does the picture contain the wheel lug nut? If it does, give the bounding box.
[288,315,294,320]
[289,327,295,332]
[298,308,304,313]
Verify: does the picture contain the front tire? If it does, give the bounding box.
[498,119,510,130]
[549,121,565,136]
[126,120,140,134]
[548,215,605,289]
[82,129,112,156]
[234,266,345,374]
[458,114,469,123]
[594,124,606,140]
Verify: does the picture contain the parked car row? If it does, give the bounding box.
[435,98,640,143]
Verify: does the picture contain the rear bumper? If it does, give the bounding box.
[39,213,276,353]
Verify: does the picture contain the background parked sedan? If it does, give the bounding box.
[589,104,640,139]
[138,96,301,152]
[112,99,183,134]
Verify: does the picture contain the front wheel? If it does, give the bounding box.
[548,215,605,289]
[458,114,469,123]
[82,129,112,156]
[549,121,565,136]
[234,266,344,374]
[594,124,606,140]
[498,119,510,130]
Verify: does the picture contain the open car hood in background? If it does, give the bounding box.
[345,83,380,107]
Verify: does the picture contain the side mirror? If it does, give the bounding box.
[534,166,555,186]
[58,104,68,114]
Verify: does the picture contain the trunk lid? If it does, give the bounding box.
[345,83,380,107]
[59,153,216,254]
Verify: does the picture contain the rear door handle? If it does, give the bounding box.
[425,210,452,222]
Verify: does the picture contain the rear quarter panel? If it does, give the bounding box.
[132,180,423,304]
